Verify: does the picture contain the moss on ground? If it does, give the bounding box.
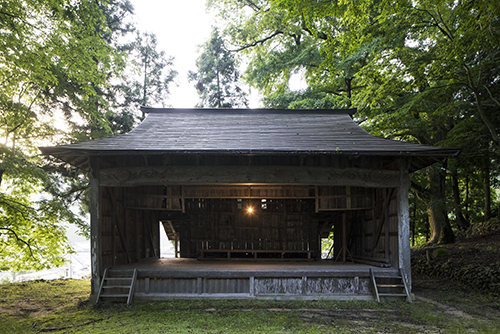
[2,231,500,333]
[1,278,500,333]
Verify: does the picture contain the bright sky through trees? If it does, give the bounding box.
[132,0,266,107]
[131,1,215,107]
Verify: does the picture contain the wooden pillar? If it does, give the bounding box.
[174,236,179,258]
[397,159,412,291]
[89,157,101,301]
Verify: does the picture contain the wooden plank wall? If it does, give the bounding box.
[317,186,375,211]
[176,199,319,258]
[100,186,161,271]
[348,188,399,266]
[99,184,400,268]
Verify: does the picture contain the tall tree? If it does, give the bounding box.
[120,32,177,117]
[188,28,248,108]
[0,0,128,270]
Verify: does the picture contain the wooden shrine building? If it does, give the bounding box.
[40,107,459,302]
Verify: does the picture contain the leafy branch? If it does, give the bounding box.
[0,227,34,257]
[231,31,284,52]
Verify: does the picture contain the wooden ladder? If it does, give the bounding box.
[96,268,137,305]
[370,268,411,303]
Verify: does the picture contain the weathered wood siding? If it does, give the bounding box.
[130,274,378,300]
[347,188,399,267]
[175,198,319,259]
[99,186,161,272]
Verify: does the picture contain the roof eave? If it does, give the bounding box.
[40,147,460,156]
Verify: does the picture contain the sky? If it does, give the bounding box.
[131,1,223,108]
[131,0,267,108]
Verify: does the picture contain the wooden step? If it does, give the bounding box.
[100,294,130,298]
[370,268,411,303]
[377,284,404,288]
[96,268,137,305]
[374,276,402,279]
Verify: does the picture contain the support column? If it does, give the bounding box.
[397,159,412,290]
[89,157,101,301]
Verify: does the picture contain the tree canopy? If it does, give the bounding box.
[0,0,177,271]
[0,0,120,270]
[209,0,500,244]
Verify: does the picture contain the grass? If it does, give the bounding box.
[1,279,500,333]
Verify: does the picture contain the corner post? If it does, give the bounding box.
[89,157,101,302]
[397,159,412,291]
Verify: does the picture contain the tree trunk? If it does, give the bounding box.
[451,168,469,230]
[465,174,470,222]
[484,160,491,221]
[427,164,455,244]
[425,213,430,242]
[216,59,221,108]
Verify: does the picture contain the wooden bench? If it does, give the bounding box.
[199,249,312,260]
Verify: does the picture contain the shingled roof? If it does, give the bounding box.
[40,108,459,168]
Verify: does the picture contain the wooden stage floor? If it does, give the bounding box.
[104,259,403,300]
[109,258,397,279]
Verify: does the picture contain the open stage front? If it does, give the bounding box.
[108,259,399,300]
[39,108,455,302]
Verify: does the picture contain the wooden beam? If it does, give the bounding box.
[89,157,101,300]
[314,185,319,213]
[398,159,412,290]
[99,166,400,188]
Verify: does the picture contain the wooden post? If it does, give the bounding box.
[346,186,351,209]
[175,236,179,258]
[335,213,353,263]
[111,190,115,267]
[315,185,319,213]
[145,277,150,294]
[89,157,101,302]
[397,159,412,291]
[197,278,203,295]
[249,276,255,297]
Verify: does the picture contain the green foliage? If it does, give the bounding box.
[0,0,134,271]
[0,146,73,271]
[210,0,500,244]
[189,28,248,108]
[263,89,348,109]
[120,31,177,113]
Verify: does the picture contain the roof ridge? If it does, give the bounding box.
[140,106,357,115]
